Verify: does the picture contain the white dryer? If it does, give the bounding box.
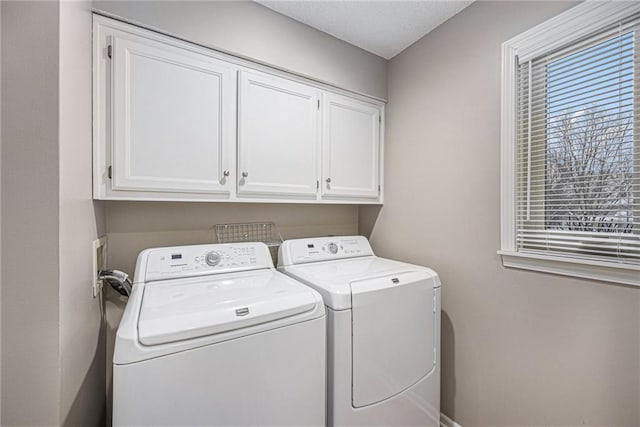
[113,242,326,426]
[278,236,441,427]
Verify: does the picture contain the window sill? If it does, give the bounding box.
[498,250,639,286]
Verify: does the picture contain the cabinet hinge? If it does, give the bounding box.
[316,180,319,190]
[378,184,381,194]
[378,115,382,124]
[107,44,112,59]
[317,99,320,110]
[108,166,112,179]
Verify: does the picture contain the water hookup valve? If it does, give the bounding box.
[98,269,132,297]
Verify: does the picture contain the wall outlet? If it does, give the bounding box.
[92,236,107,298]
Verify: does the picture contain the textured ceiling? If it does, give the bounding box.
[255,1,474,59]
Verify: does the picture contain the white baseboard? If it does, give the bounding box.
[440,412,462,427]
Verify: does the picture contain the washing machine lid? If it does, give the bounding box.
[137,269,319,345]
[281,256,440,310]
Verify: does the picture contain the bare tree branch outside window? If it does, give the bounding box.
[545,107,633,234]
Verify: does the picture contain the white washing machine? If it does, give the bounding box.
[278,236,441,427]
[113,242,326,426]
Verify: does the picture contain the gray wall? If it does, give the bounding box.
[106,202,358,275]
[1,1,105,425]
[93,0,387,100]
[365,1,640,426]
[1,1,62,424]
[59,1,106,425]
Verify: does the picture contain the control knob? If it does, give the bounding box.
[327,242,339,254]
[205,251,221,267]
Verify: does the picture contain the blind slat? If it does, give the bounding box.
[518,98,636,129]
[516,107,635,137]
[523,54,635,95]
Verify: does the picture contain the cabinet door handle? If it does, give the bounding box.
[223,170,230,177]
[326,178,331,183]
[242,172,249,178]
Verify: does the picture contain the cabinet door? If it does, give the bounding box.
[238,71,320,198]
[322,93,381,199]
[111,34,235,194]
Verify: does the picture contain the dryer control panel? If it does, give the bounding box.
[138,242,273,282]
[278,236,374,266]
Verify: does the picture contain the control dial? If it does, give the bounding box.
[205,251,221,267]
[327,242,339,254]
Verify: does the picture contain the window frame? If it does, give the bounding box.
[500,1,640,286]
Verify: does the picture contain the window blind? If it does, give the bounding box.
[516,15,640,265]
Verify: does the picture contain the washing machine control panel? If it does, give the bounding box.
[282,236,374,265]
[143,243,273,282]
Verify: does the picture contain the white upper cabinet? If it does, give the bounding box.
[93,16,384,204]
[237,71,320,199]
[109,33,236,195]
[322,93,381,200]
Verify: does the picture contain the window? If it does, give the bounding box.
[500,2,640,285]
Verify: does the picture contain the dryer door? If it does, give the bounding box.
[350,270,436,407]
